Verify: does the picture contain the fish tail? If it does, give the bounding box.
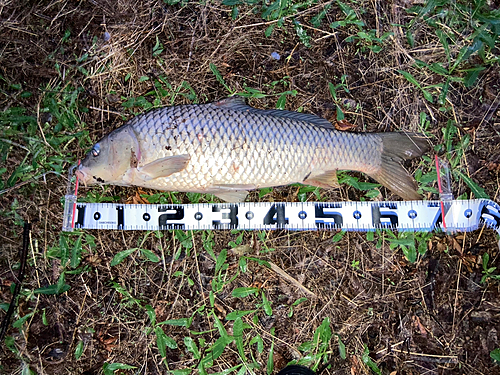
[367,133,430,200]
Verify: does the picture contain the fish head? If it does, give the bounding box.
[76,125,139,186]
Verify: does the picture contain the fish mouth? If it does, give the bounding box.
[75,168,90,187]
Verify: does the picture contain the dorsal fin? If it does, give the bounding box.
[212,97,334,129]
[213,96,248,109]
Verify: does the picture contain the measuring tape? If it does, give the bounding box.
[62,157,500,234]
[62,196,500,233]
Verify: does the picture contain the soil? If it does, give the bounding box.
[0,1,499,374]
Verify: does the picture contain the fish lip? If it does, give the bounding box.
[75,168,90,186]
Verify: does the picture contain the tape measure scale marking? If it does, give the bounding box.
[62,198,500,233]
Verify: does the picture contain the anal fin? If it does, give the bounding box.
[303,170,339,189]
[213,191,249,202]
[208,183,253,202]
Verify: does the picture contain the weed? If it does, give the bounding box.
[144,191,181,204]
[404,1,500,103]
[438,120,489,198]
[328,77,350,121]
[0,199,24,227]
[332,231,346,243]
[110,247,160,266]
[338,172,381,199]
[202,231,216,260]
[257,231,275,253]
[351,259,360,270]
[173,270,195,286]
[210,63,297,106]
[481,253,500,284]
[296,317,332,370]
[332,1,393,53]
[111,282,143,308]
[228,229,244,248]
[414,156,439,196]
[413,113,488,199]
[258,187,274,199]
[491,348,500,364]
[398,70,435,103]
[267,327,276,375]
[33,273,70,295]
[330,1,364,29]
[296,184,321,202]
[232,286,260,298]
[361,345,381,374]
[102,363,137,375]
[149,304,263,374]
[74,340,85,360]
[121,76,198,114]
[152,35,164,57]
[173,230,194,256]
[0,82,87,195]
[370,229,432,263]
[223,0,319,46]
[288,297,308,317]
[212,248,231,293]
[163,0,188,6]
[336,334,346,360]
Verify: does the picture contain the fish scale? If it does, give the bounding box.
[76,97,430,201]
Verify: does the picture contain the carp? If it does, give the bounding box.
[76,97,429,201]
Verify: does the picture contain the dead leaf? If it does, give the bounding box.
[350,355,361,374]
[436,240,446,253]
[154,302,169,322]
[273,351,287,371]
[335,119,356,131]
[85,254,102,267]
[213,301,226,315]
[413,316,427,337]
[451,237,462,255]
[340,98,357,109]
[230,244,252,256]
[98,331,118,352]
[461,254,477,273]
[128,189,150,204]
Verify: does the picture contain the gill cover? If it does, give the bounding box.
[79,124,139,185]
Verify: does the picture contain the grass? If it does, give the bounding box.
[1,0,500,374]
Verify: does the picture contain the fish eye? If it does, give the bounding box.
[91,143,100,157]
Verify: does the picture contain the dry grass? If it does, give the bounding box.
[1,0,500,374]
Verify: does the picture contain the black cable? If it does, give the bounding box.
[0,222,31,344]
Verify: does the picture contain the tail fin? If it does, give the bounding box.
[367,133,430,200]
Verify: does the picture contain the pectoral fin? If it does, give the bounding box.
[138,154,190,180]
[303,170,339,188]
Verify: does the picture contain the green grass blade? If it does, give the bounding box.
[110,248,137,266]
[210,63,232,93]
[454,170,489,199]
[398,70,421,88]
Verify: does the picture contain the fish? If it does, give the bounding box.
[75,97,429,202]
